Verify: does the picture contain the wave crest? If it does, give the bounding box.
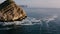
[1,15,58,26]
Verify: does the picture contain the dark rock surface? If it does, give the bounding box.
[0,0,27,21]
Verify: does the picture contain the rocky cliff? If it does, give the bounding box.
[0,0,27,22]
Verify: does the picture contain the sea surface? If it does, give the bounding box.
[0,7,60,34]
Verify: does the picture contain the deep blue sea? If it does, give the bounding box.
[0,7,60,34]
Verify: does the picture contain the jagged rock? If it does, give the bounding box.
[0,0,27,22]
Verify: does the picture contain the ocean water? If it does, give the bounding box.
[0,7,60,34]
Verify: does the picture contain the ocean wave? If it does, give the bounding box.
[1,14,58,26]
[0,14,58,30]
[0,27,12,30]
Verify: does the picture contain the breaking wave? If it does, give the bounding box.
[15,14,58,25]
[0,14,58,30]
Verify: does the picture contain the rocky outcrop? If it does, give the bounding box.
[0,0,27,22]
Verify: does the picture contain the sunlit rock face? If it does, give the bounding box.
[0,0,27,22]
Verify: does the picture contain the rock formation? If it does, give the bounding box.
[0,0,27,22]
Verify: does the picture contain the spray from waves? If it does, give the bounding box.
[16,15,58,26]
[41,14,58,27]
[42,14,58,23]
[7,17,42,25]
[2,14,58,26]
[0,14,58,30]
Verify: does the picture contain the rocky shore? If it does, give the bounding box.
[0,0,27,22]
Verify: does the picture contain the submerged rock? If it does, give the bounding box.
[0,0,27,22]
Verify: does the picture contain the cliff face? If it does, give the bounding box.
[0,0,27,21]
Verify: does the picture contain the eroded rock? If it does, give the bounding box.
[0,0,27,22]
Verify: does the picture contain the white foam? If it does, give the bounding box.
[0,14,58,30]
[0,15,58,28]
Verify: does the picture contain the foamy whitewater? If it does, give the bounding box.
[0,15,58,30]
